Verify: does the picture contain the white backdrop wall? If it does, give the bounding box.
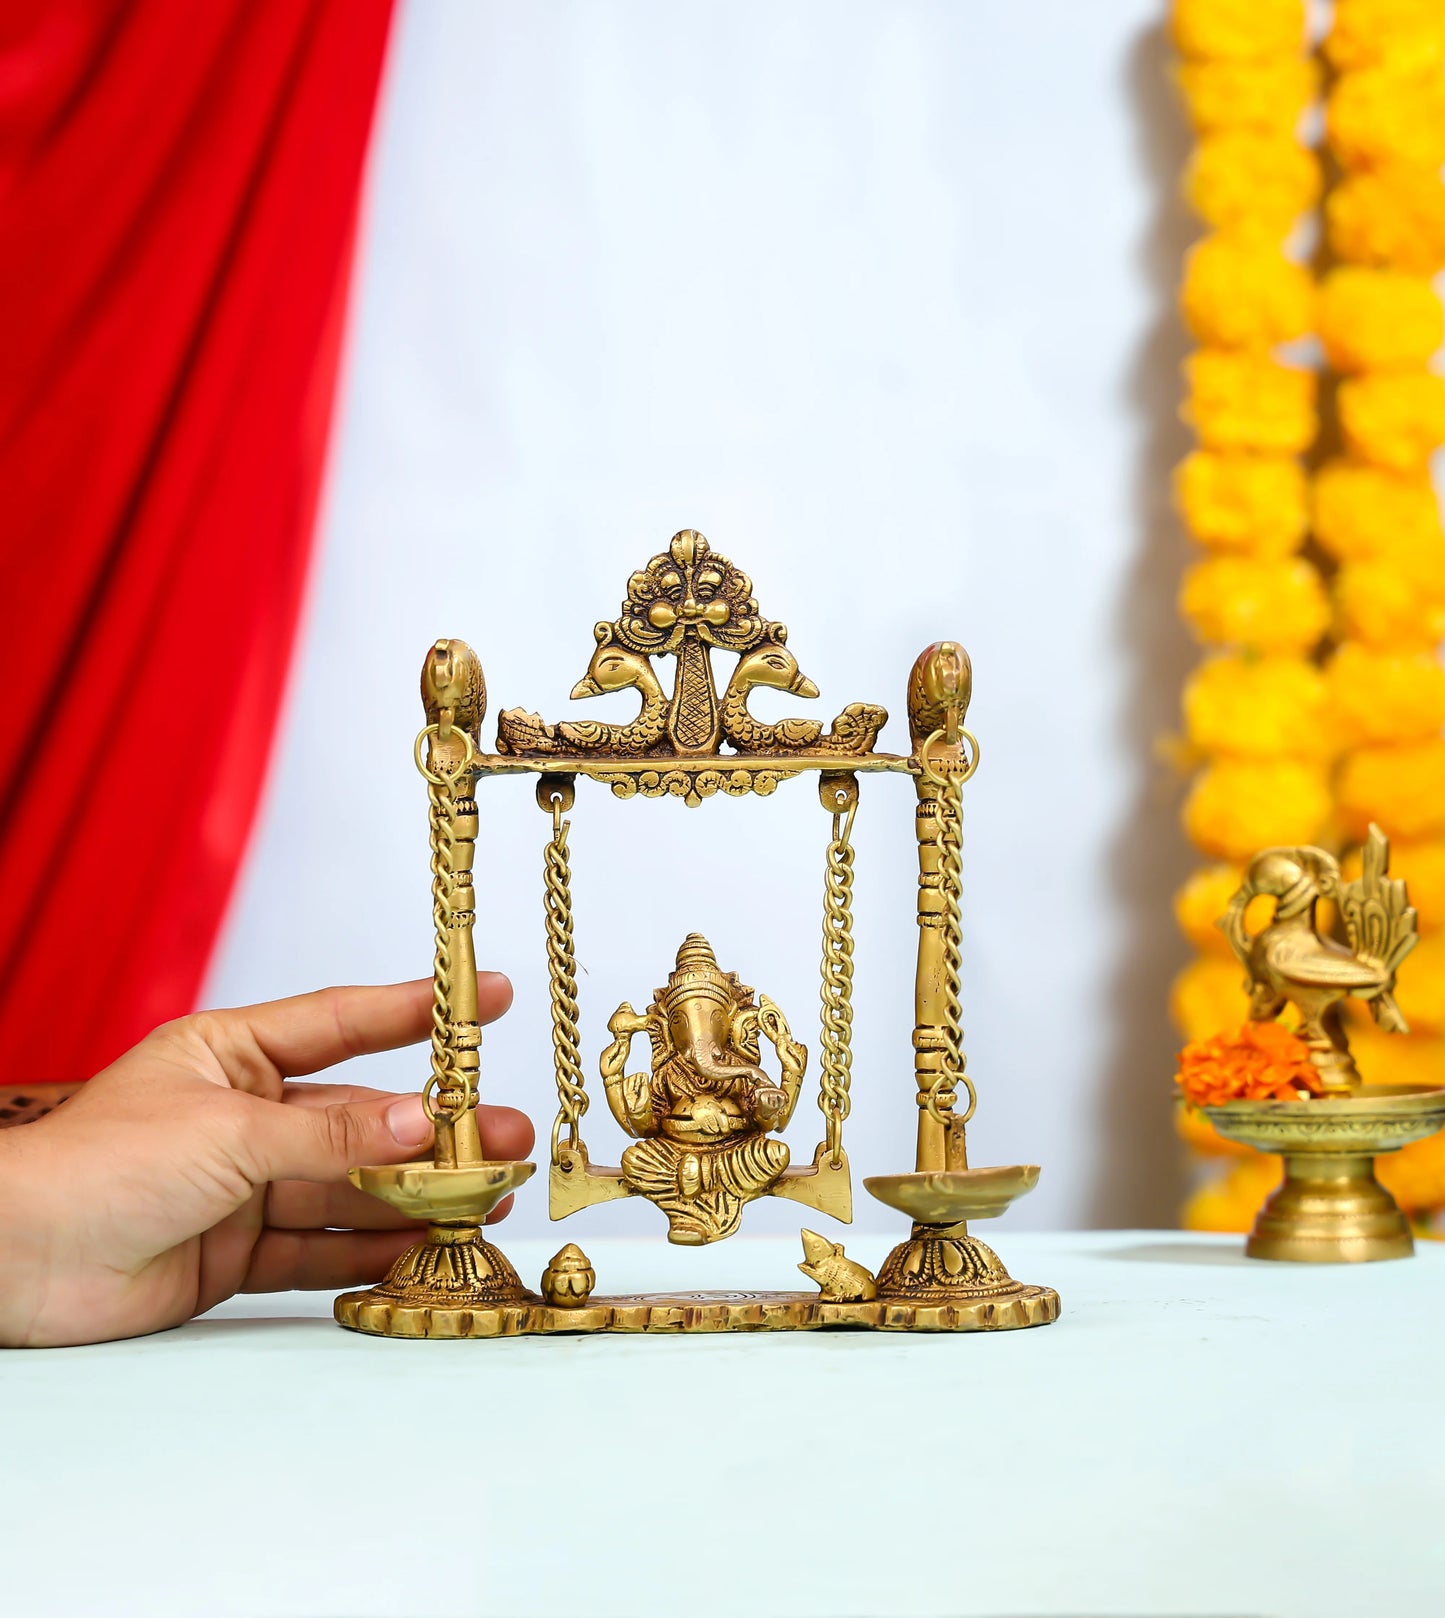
[206,0,1197,1233]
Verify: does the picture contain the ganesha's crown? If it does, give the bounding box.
[661,933,736,1013]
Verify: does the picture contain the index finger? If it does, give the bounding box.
[220,973,514,1078]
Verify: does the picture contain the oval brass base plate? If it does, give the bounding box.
[334,1284,1061,1339]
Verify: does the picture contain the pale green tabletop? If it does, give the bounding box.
[3,1231,1442,1618]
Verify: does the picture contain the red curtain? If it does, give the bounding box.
[0,0,395,1080]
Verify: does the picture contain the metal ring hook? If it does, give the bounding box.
[918,727,980,788]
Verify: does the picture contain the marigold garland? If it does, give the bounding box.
[1179,0,1445,1239]
[1164,0,1427,1237]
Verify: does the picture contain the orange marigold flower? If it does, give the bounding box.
[1316,268,1443,373]
[1176,1021,1325,1108]
[1174,452,1307,556]
[1179,554,1329,651]
[1334,560,1445,648]
[1182,350,1316,455]
[1181,234,1314,349]
[1326,0,1445,74]
[1173,56,1319,135]
[1170,0,1307,61]
[1328,67,1445,171]
[1338,371,1445,473]
[1183,653,1332,759]
[1312,461,1443,563]
[1183,757,1332,859]
[1185,134,1321,233]
[1327,164,1445,275]
[1337,738,1445,841]
[1345,838,1445,933]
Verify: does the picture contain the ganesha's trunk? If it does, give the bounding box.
[674,1000,770,1092]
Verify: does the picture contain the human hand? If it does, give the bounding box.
[0,975,532,1348]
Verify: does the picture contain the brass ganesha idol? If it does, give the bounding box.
[600,934,806,1244]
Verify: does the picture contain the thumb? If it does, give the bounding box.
[234,1091,434,1185]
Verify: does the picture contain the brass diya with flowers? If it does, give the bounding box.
[1176,825,1445,1262]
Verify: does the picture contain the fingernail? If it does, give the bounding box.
[386,1095,433,1148]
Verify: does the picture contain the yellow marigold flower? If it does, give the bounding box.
[1170,0,1306,61]
[1352,1021,1445,1088]
[1181,235,1314,349]
[1328,67,1445,170]
[1312,461,1442,562]
[1338,371,1445,472]
[1326,0,1445,73]
[1175,1098,1256,1155]
[1316,268,1443,373]
[1179,555,1329,651]
[1346,837,1445,932]
[1174,452,1307,556]
[1184,133,1321,233]
[1324,643,1445,749]
[1380,1129,1445,1212]
[1182,1154,1281,1234]
[1183,654,1331,759]
[1327,164,1445,275]
[1169,956,1252,1041]
[1173,56,1319,135]
[1184,757,1332,859]
[1175,865,1279,955]
[1338,738,1445,840]
[1182,350,1316,454]
[1335,560,1445,648]
[1394,932,1445,1034]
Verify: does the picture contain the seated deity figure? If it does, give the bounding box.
[600,934,807,1244]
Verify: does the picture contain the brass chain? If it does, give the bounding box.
[928,766,977,1128]
[543,791,588,1162]
[414,723,475,1125]
[817,789,857,1165]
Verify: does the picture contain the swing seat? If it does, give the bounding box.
[549,1139,852,1226]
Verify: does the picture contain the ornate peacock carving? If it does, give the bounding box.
[719,630,887,756]
[497,624,669,757]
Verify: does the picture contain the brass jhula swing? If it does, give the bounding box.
[334,530,1059,1336]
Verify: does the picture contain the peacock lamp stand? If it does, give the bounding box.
[334,530,1059,1336]
[1202,831,1445,1263]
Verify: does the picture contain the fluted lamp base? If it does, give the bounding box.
[1205,1085,1445,1263]
[864,1163,1060,1331]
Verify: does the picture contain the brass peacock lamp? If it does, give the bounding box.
[1198,827,1445,1262]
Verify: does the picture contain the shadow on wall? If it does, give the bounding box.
[1087,23,1196,1228]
